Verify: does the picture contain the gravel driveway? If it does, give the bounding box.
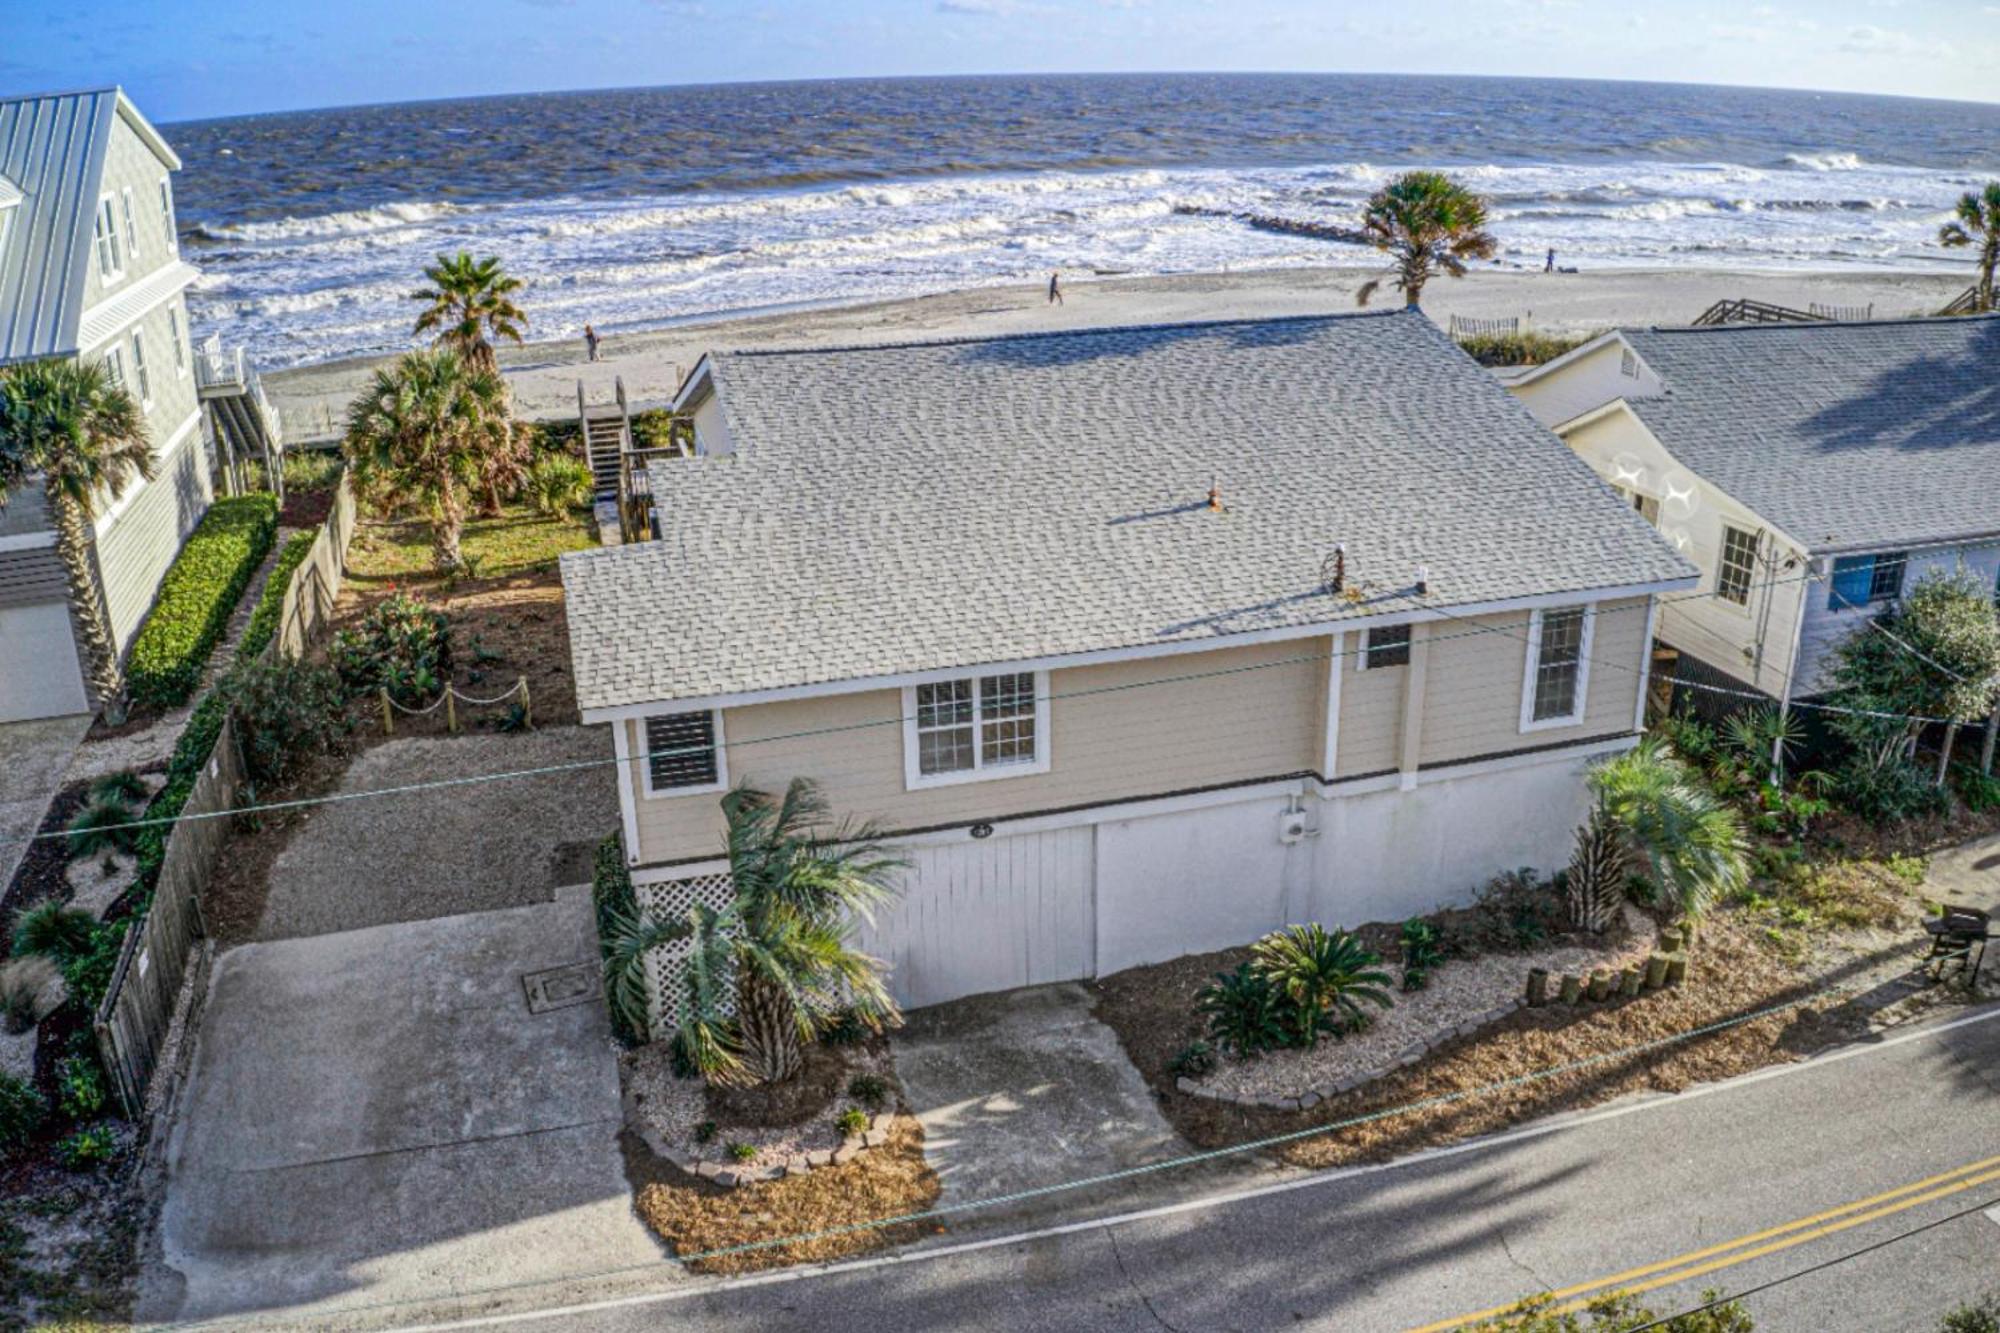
[255,723,617,940]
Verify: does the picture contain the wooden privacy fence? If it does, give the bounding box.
[94,476,357,1115]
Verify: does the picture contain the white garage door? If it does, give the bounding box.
[0,601,89,723]
[855,825,1096,1009]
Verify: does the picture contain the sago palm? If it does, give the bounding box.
[410,252,528,376]
[1568,738,1748,930]
[605,778,904,1087]
[1938,181,2000,314]
[0,358,154,707]
[1355,170,1498,309]
[1250,923,1393,1047]
[342,347,509,572]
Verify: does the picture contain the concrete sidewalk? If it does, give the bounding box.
[142,887,666,1327]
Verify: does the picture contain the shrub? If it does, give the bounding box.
[526,455,592,517]
[632,409,691,452]
[0,968,40,1034]
[1471,1289,1753,1331]
[125,494,279,707]
[1832,755,1947,822]
[132,691,228,894]
[11,903,97,961]
[56,1124,117,1170]
[1400,918,1448,991]
[1940,1295,2000,1333]
[87,771,150,806]
[222,657,349,783]
[1252,924,1394,1047]
[237,530,319,662]
[590,834,643,1047]
[66,794,138,857]
[55,1055,107,1121]
[693,1119,717,1145]
[0,1073,45,1156]
[330,590,452,706]
[524,417,583,457]
[835,1108,868,1136]
[847,1073,889,1108]
[1955,765,2000,813]
[1453,330,1587,368]
[819,1009,868,1047]
[56,920,126,1015]
[1470,868,1567,949]
[727,1141,758,1163]
[1196,962,1295,1059]
[282,450,343,492]
[1167,1040,1216,1080]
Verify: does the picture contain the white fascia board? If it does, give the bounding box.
[578,575,1700,725]
[670,355,714,412]
[77,260,199,353]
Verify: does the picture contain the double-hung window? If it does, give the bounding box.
[101,346,125,392]
[905,670,1049,787]
[120,188,140,263]
[158,178,176,252]
[1521,605,1593,730]
[640,709,726,796]
[1828,552,1907,610]
[1716,525,1758,606]
[93,197,123,281]
[168,306,187,375]
[130,330,152,408]
[1360,624,1411,670]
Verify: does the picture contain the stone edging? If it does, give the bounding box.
[1175,997,1529,1111]
[623,1092,897,1189]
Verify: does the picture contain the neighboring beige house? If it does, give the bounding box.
[1506,315,2000,709]
[561,311,1696,1009]
[0,88,276,723]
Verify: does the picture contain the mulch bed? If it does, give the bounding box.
[278,485,336,530]
[1093,911,1917,1170]
[0,778,96,958]
[625,1115,941,1276]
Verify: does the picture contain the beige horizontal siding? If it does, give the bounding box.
[629,599,1652,865]
[95,419,211,653]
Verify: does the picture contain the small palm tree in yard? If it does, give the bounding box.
[1355,170,1498,309]
[0,359,154,708]
[411,252,528,376]
[605,779,905,1088]
[343,347,511,572]
[1939,181,2000,313]
[1251,923,1394,1047]
[1566,738,1748,932]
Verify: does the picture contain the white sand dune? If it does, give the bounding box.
[264,264,1974,435]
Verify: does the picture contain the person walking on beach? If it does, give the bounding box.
[1047,271,1063,305]
[584,323,601,362]
[1544,248,1556,274]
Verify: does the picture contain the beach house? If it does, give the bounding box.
[0,88,277,723]
[1505,315,2000,713]
[561,310,1696,1010]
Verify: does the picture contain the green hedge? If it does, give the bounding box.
[237,531,317,664]
[125,495,280,708]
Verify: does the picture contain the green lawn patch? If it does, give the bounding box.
[347,504,593,585]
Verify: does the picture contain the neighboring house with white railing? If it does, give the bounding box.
[0,88,276,723]
[1504,315,2000,710]
[559,311,1696,1014]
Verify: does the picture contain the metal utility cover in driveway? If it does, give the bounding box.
[523,960,601,1013]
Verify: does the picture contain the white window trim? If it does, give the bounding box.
[94,194,125,283]
[158,176,176,252]
[1715,524,1758,611]
[1518,604,1595,733]
[1356,624,1411,671]
[168,305,188,377]
[131,329,152,410]
[901,669,1052,790]
[121,187,140,262]
[638,708,729,798]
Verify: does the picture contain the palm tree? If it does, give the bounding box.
[342,347,510,572]
[1354,170,1498,309]
[1250,923,1394,1047]
[1566,738,1748,931]
[410,252,527,376]
[1939,181,2000,314]
[0,359,154,708]
[605,779,904,1088]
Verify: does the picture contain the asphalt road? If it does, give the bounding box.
[392,1004,2000,1333]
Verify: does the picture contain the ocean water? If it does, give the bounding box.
[166,74,2000,368]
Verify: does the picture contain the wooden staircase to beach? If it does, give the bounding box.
[1690,298,1823,327]
[195,335,284,501]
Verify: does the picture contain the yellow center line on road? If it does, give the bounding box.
[1406,1152,2000,1333]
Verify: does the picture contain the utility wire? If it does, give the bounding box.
[161,984,1854,1332]
[1620,1191,2000,1333]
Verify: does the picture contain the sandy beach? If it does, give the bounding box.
[263,264,1973,439]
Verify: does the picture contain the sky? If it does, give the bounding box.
[1,0,1994,122]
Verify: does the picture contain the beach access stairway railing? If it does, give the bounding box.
[1809,303,1874,322]
[1939,286,1988,317]
[196,334,285,504]
[1690,298,1825,327]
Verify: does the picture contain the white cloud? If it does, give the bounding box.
[1838,22,1953,57]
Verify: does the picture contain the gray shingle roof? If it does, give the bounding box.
[1621,316,2000,554]
[562,310,1694,711]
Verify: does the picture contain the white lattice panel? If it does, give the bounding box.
[635,872,735,1033]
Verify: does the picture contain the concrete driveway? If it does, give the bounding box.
[143,886,666,1327]
[892,984,1278,1230]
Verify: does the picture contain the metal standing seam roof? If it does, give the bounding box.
[1619,316,2000,554]
[561,309,1697,712]
[0,88,179,366]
